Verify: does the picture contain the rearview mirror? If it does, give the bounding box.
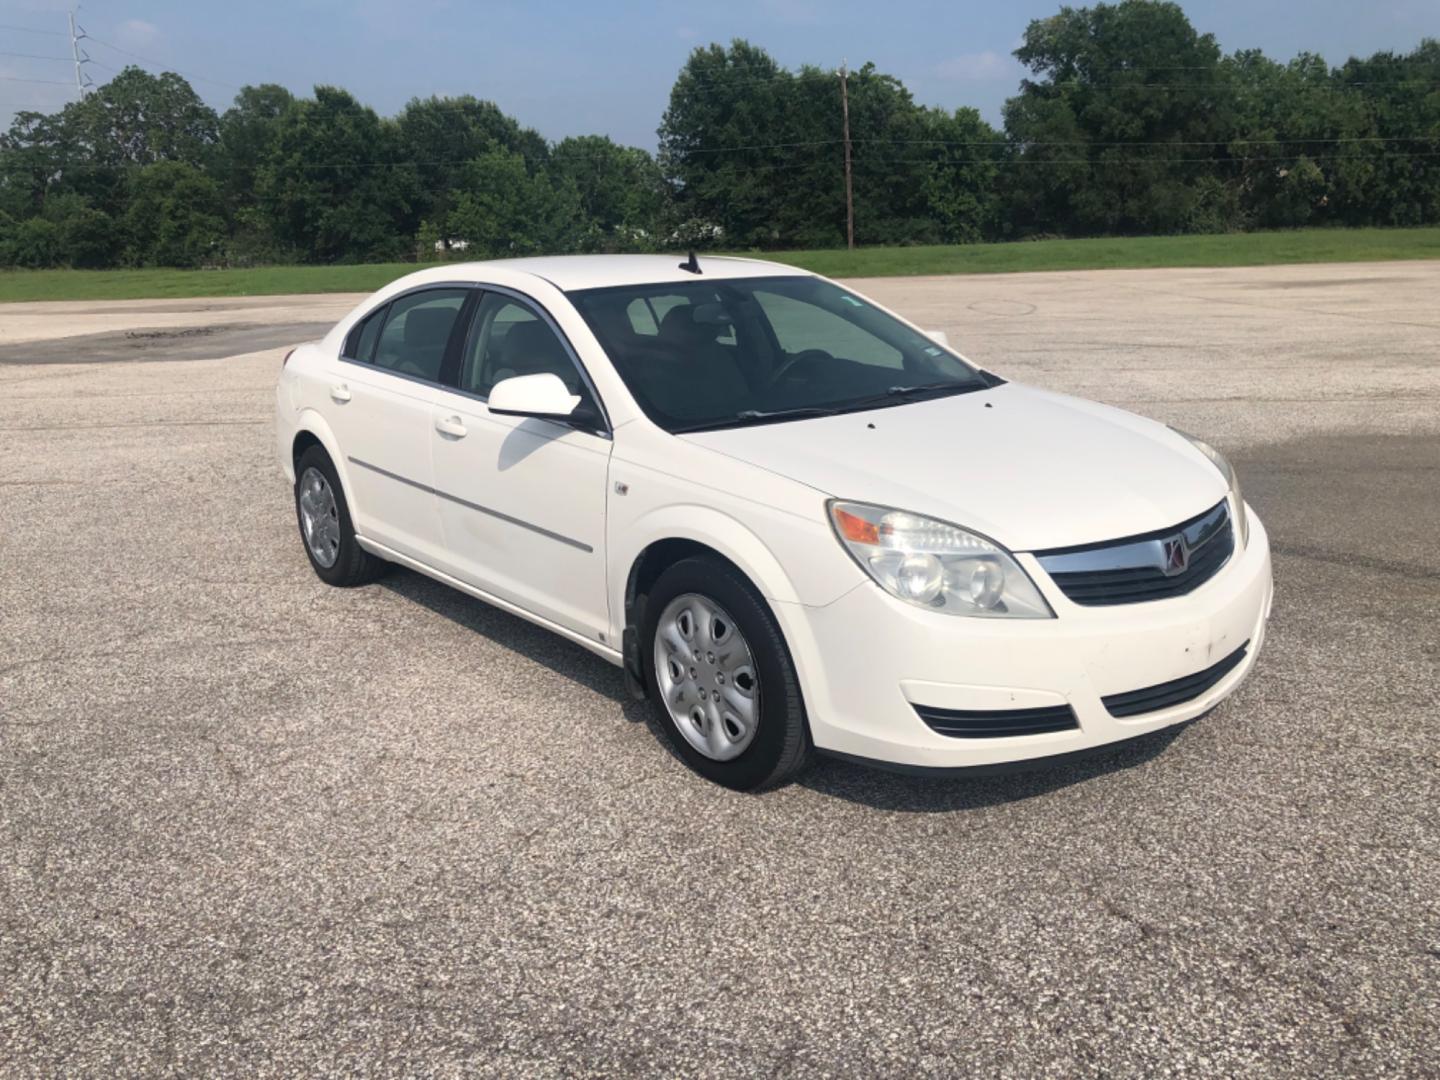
[488,373,581,419]
[926,329,950,347]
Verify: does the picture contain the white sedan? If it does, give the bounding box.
[276,255,1272,790]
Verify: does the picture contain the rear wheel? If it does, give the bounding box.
[642,556,811,790]
[293,445,386,587]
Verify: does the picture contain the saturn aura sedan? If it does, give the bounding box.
[276,255,1272,790]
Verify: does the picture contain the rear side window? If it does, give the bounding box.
[343,305,387,362]
[623,295,689,337]
[371,289,469,382]
[362,292,469,385]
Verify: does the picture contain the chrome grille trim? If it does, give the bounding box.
[1035,500,1234,606]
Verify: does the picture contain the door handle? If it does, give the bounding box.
[435,415,468,439]
[330,383,352,403]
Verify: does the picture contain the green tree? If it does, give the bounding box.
[124,161,226,267]
[256,87,418,262]
[917,108,1005,243]
[550,135,666,249]
[845,67,1004,245]
[66,67,219,169]
[659,41,1003,249]
[445,149,583,257]
[5,217,61,267]
[660,40,816,247]
[217,84,295,202]
[0,67,218,228]
[0,110,73,219]
[37,193,122,268]
[1329,40,1440,225]
[60,206,123,268]
[1003,0,1233,235]
[398,95,549,228]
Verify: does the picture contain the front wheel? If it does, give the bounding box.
[642,556,811,790]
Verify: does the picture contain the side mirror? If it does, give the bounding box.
[488,372,581,419]
[926,329,950,347]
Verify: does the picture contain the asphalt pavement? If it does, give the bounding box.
[1,261,1437,1077]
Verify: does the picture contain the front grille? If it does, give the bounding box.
[1036,500,1234,606]
[915,703,1079,739]
[1102,641,1250,718]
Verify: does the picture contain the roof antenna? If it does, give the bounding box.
[679,249,702,275]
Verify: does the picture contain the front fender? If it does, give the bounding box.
[614,504,806,614]
[610,503,855,716]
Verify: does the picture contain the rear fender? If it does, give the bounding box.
[291,410,359,518]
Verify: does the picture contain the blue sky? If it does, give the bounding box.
[2,0,1436,146]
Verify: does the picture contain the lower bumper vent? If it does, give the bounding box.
[915,703,1079,739]
[1102,641,1250,718]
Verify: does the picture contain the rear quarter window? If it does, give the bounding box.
[343,305,387,362]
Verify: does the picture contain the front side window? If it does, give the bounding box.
[569,276,983,433]
[371,288,469,382]
[458,292,596,410]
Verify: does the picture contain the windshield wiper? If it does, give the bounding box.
[670,384,987,434]
[819,382,987,413]
[885,382,985,400]
[671,406,843,434]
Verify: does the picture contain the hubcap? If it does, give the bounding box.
[297,466,341,568]
[653,593,759,761]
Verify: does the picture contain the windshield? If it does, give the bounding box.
[568,275,986,433]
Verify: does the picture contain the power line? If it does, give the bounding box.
[0,50,75,62]
[0,22,65,36]
[670,63,1440,94]
[17,149,1437,181]
[0,75,75,86]
[882,136,1440,147]
[83,33,242,90]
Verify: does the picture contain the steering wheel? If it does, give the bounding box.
[769,349,833,386]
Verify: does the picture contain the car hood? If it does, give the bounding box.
[679,382,1228,552]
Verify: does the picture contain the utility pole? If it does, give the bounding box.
[840,60,846,249]
[68,10,92,96]
[839,59,855,250]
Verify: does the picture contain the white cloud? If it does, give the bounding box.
[116,19,160,46]
[935,50,1021,81]
[759,0,822,25]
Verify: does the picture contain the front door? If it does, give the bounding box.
[428,290,613,641]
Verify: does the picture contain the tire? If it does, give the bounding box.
[641,555,812,791]
[293,445,386,587]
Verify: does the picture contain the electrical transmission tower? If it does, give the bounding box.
[68,10,94,95]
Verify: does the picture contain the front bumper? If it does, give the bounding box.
[785,508,1273,770]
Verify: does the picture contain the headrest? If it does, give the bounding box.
[658,304,703,344]
[404,306,455,349]
[500,320,568,370]
[692,302,733,327]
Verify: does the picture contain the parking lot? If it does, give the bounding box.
[2,262,1437,1076]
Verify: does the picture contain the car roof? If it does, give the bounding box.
[409,253,813,292]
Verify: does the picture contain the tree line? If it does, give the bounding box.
[1,0,1437,270]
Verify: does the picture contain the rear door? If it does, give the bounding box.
[427,288,613,641]
[326,287,473,566]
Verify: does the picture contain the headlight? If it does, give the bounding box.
[1171,428,1249,548]
[828,501,1053,618]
